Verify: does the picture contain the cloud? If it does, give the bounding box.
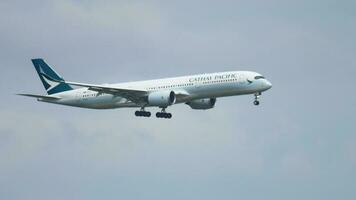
[51,1,163,31]
[0,0,356,199]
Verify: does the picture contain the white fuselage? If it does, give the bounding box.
[40,71,272,109]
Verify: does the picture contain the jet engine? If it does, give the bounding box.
[186,98,216,110]
[148,91,176,107]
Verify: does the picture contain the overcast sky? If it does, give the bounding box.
[0,0,355,199]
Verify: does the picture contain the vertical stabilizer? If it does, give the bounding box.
[31,58,73,95]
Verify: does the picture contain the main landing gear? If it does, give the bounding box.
[156,107,172,119]
[135,108,151,117]
[254,92,261,106]
[134,107,172,119]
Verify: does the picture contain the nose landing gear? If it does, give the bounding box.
[254,92,261,106]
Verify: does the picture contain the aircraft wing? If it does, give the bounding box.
[173,89,191,102]
[62,81,148,103]
[63,81,192,103]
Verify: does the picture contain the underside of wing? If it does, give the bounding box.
[173,90,191,102]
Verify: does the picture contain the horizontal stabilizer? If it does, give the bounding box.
[17,93,61,100]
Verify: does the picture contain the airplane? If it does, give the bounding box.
[18,59,272,119]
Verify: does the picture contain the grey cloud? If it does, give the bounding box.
[0,0,355,200]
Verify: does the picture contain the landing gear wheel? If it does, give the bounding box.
[135,109,151,117]
[144,112,151,117]
[254,93,261,106]
[156,112,172,119]
[155,107,172,119]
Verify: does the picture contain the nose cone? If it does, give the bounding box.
[265,80,272,90]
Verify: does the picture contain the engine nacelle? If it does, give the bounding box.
[148,91,176,107]
[186,98,216,110]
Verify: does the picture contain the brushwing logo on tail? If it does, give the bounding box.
[38,66,60,92]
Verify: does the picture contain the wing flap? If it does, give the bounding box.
[62,81,148,103]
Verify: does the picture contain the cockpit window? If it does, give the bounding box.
[254,76,265,80]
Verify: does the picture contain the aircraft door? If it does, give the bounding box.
[75,92,82,105]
